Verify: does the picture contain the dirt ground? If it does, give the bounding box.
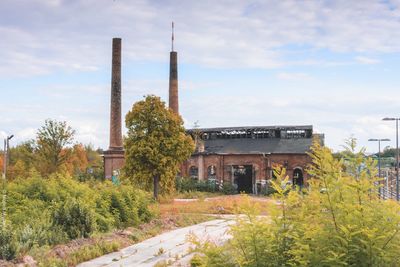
[159,194,273,215]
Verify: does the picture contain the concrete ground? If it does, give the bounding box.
[77,218,235,267]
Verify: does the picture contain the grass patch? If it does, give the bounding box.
[173,191,223,199]
[157,195,271,216]
[171,213,213,227]
[35,241,120,267]
[28,213,214,266]
[67,241,120,266]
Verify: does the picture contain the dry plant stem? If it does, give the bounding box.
[321,174,339,234]
[382,229,399,250]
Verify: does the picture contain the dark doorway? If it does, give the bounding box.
[233,165,253,193]
[293,168,304,187]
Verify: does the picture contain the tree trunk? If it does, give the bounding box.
[153,174,160,200]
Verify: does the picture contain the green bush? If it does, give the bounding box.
[94,182,153,230]
[0,227,17,260]
[176,177,215,192]
[176,177,197,192]
[110,190,138,228]
[221,182,237,195]
[193,140,400,266]
[196,180,217,192]
[259,183,277,196]
[13,216,68,255]
[52,199,96,239]
[75,166,105,182]
[3,174,154,260]
[133,189,153,222]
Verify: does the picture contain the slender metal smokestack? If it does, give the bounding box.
[169,22,179,114]
[109,38,123,149]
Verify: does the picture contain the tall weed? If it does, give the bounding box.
[192,140,400,266]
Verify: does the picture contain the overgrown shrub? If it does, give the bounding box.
[16,218,67,253]
[4,174,153,260]
[94,182,153,230]
[0,227,17,260]
[259,182,277,196]
[176,177,198,192]
[192,140,400,266]
[221,182,237,195]
[75,166,105,182]
[176,177,235,194]
[52,199,96,239]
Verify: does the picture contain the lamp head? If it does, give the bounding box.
[383,117,396,121]
[368,139,378,141]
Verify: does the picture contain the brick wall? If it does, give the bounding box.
[181,153,311,184]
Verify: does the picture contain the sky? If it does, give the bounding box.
[1,0,400,152]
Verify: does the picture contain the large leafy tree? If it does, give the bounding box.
[36,119,75,175]
[123,95,194,199]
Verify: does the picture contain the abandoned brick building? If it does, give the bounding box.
[104,31,324,191]
[180,126,323,194]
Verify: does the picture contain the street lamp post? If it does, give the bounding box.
[2,135,13,228]
[383,117,400,201]
[368,138,390,198]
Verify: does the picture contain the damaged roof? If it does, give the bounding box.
[200,137,316,155]
[187,125,323,155]
[187,125,313,134]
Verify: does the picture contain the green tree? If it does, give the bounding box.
[36,119,75,175]
[8,140,36,179]
[123,95,194,199]
[381,146,396,158]
[9,140,36,166]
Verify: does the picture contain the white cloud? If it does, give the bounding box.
[16,128,36,141]
[355,56,381,65]
[1,0,400,76]
[277,72,312,81]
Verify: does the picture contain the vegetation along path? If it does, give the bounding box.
[77,218,234,267]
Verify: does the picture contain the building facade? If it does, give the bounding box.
[180,126,323,194]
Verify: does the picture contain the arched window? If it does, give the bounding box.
[293,168,304,187]
[207,165,217,180]
[189,166,198,179]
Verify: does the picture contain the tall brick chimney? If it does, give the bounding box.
[109,38,123,150]
[169,22,179,114]
[104,38,125,179]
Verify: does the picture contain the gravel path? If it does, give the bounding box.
[77,219,234,267]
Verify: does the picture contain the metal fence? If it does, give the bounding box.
[378,167,397,200]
